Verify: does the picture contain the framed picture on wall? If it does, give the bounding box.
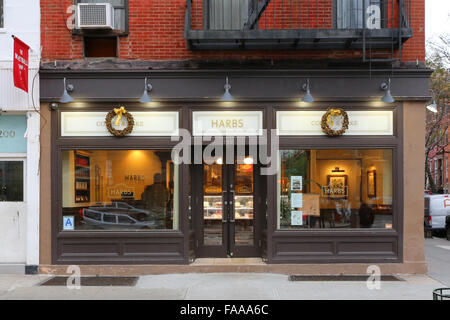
[367,170,377,199]
[326,175,348,199]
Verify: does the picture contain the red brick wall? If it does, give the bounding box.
[41,0,425,62]
[400,0,425,62]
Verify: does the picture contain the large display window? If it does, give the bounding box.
[277,149,393,230]
[62,149,179,231]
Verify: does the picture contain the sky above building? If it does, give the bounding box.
[426,0,450,41]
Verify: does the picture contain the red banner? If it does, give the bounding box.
[13,37,30,93]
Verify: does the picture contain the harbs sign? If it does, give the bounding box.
[13,37,30,93]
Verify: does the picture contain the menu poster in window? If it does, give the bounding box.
[291,193,303,208]
[302,194,320,217]
[291,211,303,226]
[290,176,302,191]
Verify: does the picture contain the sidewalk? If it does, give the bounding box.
[0,273,445,300]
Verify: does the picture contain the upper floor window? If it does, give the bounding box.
[76,0,128,33]
[208,0,249,30]
[205,0,384,31]
[0,0,4,29]
[336,0,382,29]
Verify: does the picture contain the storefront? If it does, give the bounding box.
[0,111,40,272]
[0,7,40,271]
[39,68,431,274]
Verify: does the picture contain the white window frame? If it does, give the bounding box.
[0,154,27,203]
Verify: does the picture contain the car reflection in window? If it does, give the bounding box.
[81,201,164,230]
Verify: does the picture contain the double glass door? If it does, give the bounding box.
[194,154,262,257]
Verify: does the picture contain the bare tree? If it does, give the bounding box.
[425,33,449,192]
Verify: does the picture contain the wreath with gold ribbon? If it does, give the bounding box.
[105,106,134,137]
[321,108,349,136]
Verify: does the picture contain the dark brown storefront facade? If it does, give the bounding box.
[38,67,431,275]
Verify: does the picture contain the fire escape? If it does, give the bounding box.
[185,0,413,63]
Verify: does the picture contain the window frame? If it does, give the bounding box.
[0,156,27,203]
[73,0,129,35]
[276,147,395,231]
[271,103,401,235]
[60,148,180,232]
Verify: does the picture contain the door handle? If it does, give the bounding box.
[229,190,235,223]
[222,191,228,223]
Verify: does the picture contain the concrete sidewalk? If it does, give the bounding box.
[0,273,445,300]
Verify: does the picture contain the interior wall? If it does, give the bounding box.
[62,150,165,207]
[314,149,391,208]
[315,159,362,209]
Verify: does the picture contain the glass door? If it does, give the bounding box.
[229,161,256,256]
[195,152,261,258]
[201,161,228,257]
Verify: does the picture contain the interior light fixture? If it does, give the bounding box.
[426,101,438,113]
[331,167,345,173]
[59,78,74,103]
[139,77,153,103]
[221,77,233,101]
[301,78,314,103]
[243,157,254,165]
[215,157,223,165]
[380,78,395,103]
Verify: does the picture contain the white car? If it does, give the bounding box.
[424,194,450,234]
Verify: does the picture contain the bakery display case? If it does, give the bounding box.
[203,195,223,220]
[202,195,254,220]
[234,195,254,220]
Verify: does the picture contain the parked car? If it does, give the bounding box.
[446,216,450,241]
[96,201,150,215]
[80,202,165,229]
[424,194,450,235]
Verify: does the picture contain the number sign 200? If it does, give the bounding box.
[0,130,16,138]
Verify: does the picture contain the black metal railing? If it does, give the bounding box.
[185,0,413,53]
[187,0,411,31]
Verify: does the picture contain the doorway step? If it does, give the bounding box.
[191,258,265,265]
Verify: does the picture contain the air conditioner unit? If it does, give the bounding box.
[77,3,114,29]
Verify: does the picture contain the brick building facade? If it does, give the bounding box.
[38,0,432,275]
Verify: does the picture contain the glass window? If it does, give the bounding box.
[209,0,248,30]
[103,214,116,223]
[277,149,393,230]
[0,161,24,202]
[336,0,381,29]
[118,215,135,224]
[62,150,179,231]
[0,0,3,29]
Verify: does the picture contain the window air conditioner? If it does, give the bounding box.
[77,3,114,29]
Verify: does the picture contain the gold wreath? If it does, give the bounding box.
[321,108,349,136]
[105,107,134,137]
